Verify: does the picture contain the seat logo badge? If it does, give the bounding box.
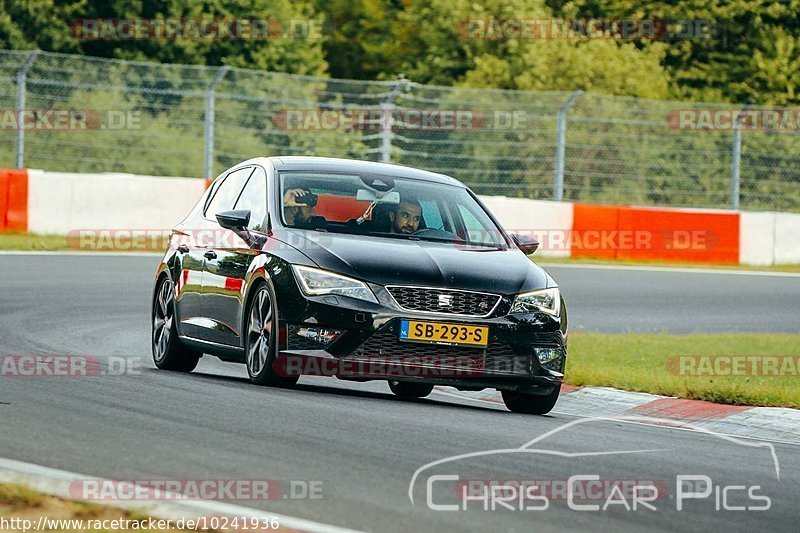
[438,294,453,307]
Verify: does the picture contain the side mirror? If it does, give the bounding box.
[216,209,251,230]
[511,232,539,255]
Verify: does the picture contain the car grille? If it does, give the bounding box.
[346,329,530,376]
[386,286,501,317]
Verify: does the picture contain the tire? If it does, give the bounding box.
[152,276,201,372]
[388,380,434,399]
[245,282,299,387]
[502,386,560,415]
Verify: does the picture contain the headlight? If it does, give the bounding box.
[292,265,377,303]
[510,287,560,316]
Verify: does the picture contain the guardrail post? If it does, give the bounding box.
[204,66,231,179]
[554,90,582,201]
[15,50,40,168]
[730,105,749,210]
[379,75,409,163]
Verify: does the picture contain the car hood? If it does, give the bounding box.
[283,230,551,295]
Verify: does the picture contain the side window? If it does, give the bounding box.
[420,199,444,230]
[205,167,254,220]
[234,168,268,232]
[458,204,492,244]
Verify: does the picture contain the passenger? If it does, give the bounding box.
[389,198,423,234]
[283,188,317,227]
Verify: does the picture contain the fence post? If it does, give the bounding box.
[379,75,409,163]
[15,50,40,168]
[730,105,749,210]
[204,66,230,179]
[554,90,582,201]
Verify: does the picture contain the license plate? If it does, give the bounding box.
[399,320,489,347]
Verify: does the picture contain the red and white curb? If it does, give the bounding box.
[435,385,800,445]
[0,457,364,533]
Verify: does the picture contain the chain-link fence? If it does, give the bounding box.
[1,49,799,211]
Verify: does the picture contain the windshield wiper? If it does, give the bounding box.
[405,234,503,249]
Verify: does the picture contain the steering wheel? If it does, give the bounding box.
[411,228,461,241]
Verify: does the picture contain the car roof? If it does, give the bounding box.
[239,156,466,187]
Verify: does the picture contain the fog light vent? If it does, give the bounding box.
[534,347,564,364]
[295,327,344,347]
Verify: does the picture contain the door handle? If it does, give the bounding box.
[177,244,189,254]
[204,250,217,260]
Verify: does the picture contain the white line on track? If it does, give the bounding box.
[539,262,800,278]
[0,457,365,533]
[431,388,800,447]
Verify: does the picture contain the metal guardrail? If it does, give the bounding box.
[1,49,798,211]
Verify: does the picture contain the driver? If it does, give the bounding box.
[389,198,422,234]
[283,188,316,227]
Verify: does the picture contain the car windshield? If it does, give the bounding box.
[279,171,507,248]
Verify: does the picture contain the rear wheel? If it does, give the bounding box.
[502,386,560,415]
[152,276,200,372]
[388,380,434,399]
[246,283,298,387]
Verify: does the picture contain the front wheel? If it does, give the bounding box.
[388,380,434,399]
[152,276,200,372]
[502,386,560,415]
[245,283,298,387]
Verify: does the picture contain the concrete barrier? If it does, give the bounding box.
[479,197,573,257]
[740,212,776,266]
[774,213,800,264]
[26,169,205,235]
[3,168,799,266]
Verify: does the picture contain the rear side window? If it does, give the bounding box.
[233,168,268,232]
[205,167,254,220]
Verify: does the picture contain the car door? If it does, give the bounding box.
[174,175,231,339]
[174,241,205,339]
[190,165,255,344]
[201,166,268,346]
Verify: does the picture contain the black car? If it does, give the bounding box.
[152,157,567,414]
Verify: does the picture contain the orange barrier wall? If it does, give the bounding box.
[0,169,29,233]
[315,194,371,221]
[570,204,620,260]
[572,203,740,264]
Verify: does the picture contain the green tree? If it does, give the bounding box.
[553,0,800,105]
[1,0,328,75]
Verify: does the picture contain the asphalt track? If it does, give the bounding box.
[1,254,799,532]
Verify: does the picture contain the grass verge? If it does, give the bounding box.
[0,233,72,251]
[567,332,800,408]
[0,483,195,532]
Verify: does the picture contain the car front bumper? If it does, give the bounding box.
[273,289,567,393]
